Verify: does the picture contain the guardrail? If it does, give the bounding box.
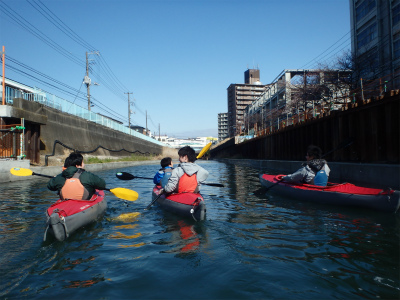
[2,85,165,146]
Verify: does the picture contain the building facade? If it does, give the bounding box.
[227,69,268,137]
[244,69,352,135]
[218,112,228,141]
[350,0,400,88]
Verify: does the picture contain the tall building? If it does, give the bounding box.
[350,0,400,87]
[227,69,268,137]
[218,113,228,141]
[244,69,352,135]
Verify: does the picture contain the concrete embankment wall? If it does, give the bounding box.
[8,98,166,163]
[41,105,164,158]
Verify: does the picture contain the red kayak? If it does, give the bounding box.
[259,174,400,213]
[152,186,206,221]
[44,190,107,241]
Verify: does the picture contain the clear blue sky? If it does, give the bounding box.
[0,0,351,138]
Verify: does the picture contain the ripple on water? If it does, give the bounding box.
[0,161,399,299]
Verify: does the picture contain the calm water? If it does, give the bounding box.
[0,160,399,300]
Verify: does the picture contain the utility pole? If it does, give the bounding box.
[146,110,148,136]
[125,92,133,132]
[361,78,365,102]
[158,123,160,141]
[84,51,99,111]
[1,46,5,105]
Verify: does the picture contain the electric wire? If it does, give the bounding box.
[300,31,351,69]
[27,0,96,51]
[6,60,129,122]
[0,1,85,67]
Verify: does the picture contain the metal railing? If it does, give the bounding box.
[1,85,165,146]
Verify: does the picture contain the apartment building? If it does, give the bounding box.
[218,112,228,141]
[244,69,352,134]
[350,0,400,87]
[227,69,268,137]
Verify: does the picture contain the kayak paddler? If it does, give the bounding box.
[282,145,330,186]
[164,146,209,194]
[47,152,106,200]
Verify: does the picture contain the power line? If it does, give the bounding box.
[0,1,85,67]
[26,0,96,51]
[6,58,129,122]
[300,31,352,69]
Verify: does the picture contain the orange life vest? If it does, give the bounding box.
[178,173,199,193]
[60,169,90,200]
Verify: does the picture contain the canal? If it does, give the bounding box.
[1,160,399,299]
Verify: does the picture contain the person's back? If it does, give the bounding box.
[314,168,328,186]
[153,157,174,188]
[48,153,106,199]
[164,146,209,193]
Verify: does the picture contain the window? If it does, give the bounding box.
[393,4,400,26]
[356,0,376,22]
[357,22,377,48]
[359,49,379,77]
[394,39,400,59]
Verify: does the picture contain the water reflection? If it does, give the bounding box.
[109,211,144,248]
[0,161,399,299]
[64,276,106,289]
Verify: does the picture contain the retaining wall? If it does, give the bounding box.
[1,98,166,163]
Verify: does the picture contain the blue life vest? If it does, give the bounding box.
[314,170,328,186]
[160,168,173,188]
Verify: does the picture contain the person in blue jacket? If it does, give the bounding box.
[153,157,174,188]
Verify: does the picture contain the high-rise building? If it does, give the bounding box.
[227,69,268,137]
[350,0,400,87]
[218,113,228,141]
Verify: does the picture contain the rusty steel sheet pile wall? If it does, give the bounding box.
[212,91,399,164]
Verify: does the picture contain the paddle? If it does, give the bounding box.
[145,189,164,210]
[264,138,355,192]
[265,179,284,192]
[10,167,139,201]
[116,171,224,187]
[197,142,212,159]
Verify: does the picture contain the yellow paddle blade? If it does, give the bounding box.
[109,188,139,201]
[197,142,212,159]
[10,167,33,176]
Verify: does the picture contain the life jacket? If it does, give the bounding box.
[314,170,328,186]
[160,168,173,188]
[178,173,199,193]
[60,169,90,200]
[307,160,329,186]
